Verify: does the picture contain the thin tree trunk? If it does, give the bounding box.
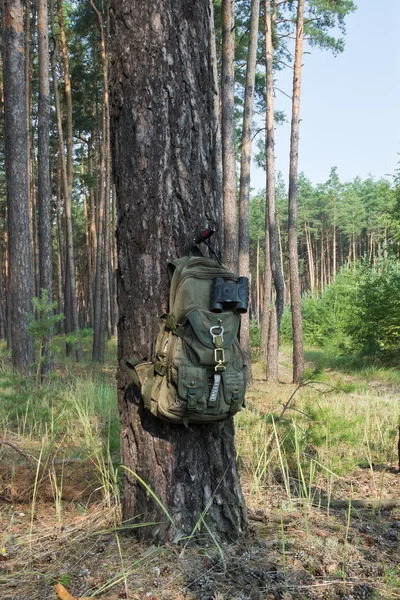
[210,0,223,212]
[56,152,65,333]
[287,0,304,383]
[260,217,272,360]
[81,148,94,327]
[3,0,35,373]
[267,301,278,380]
[238,0,260,386]
[0,245,7,339]
[104,11,112,342]
[25,0,35,299]
[277,214,284,277]
[32,168,40,298]
[305,223,315,292]
[5,236,12,347]
[88,135,97,276]
[111,184,118,337]
[222,0,238,271]
[320,225,324,291]
[333,198,337,280]
[38,0,53,374]
[90,0,108,362]
[326,235,331,285]
[264,0,284,381]
[256,238,260,326]
[56,0,81,360]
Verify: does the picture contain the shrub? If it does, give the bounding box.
[296,260,400,357]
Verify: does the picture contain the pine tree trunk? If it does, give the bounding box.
[320,225,324,291]
[38,0,53,373]
[260,218,272,360]
[3,0,35,373]
[287,0,304,383]
[210,0,223,210]
[5,225,12,347]
[333,200,337,280]
[56,152,65,333]
[56,0,81,361]
[222,0,238,271]
[266,303,278,381]
[256,238,260,326]
[0,245,7,339]
[264,0,284,380]
[111,184,118,337]
[88,135,97,278]
[81,150,94,328]
[110,0,247,543]
[31,169,40,298]
[238,0,260,386]
[305,223,315,292]
[25,0,36,300]
[104,11,112,342]
[326,235,331,285]
[90,0,109,362]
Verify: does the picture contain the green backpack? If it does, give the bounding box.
[127,249,248,425]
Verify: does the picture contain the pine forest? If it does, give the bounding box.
[0,1,399,599]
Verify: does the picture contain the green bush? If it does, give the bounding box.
[346,259,400,354]
[281,268,356,353]
[296,260,400,357]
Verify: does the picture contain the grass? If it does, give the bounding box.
[1,334,399,599]
[305,347,400,385]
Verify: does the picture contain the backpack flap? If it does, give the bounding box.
[222,369,246,412]
[177,365,207,413]
[178,309,240,366]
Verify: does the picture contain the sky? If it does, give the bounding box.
[250,0,400,192]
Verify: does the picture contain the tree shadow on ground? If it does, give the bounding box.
[304,348,400,380]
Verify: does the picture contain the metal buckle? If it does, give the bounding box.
[214,348,226,372]
[210,324,224,345]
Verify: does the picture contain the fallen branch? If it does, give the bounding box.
[0,440,33,463]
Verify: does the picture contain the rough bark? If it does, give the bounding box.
[287,0,304,383]
[221,0,238,271]
[264,0,284,380]
[238,0,260,386]
[3,0,35,373]
[38,0,54,373]
[110,0,247,543]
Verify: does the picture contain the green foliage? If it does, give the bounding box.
[27,290,64,347]
[346,260,400,355]
[0,347,119,456]
[278,401,363,475]
[289,260,400,358]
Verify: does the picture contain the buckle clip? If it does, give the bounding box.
[214,348,226,372]
[210,324,224,346]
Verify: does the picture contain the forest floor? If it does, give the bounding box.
[0,346,399,600]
